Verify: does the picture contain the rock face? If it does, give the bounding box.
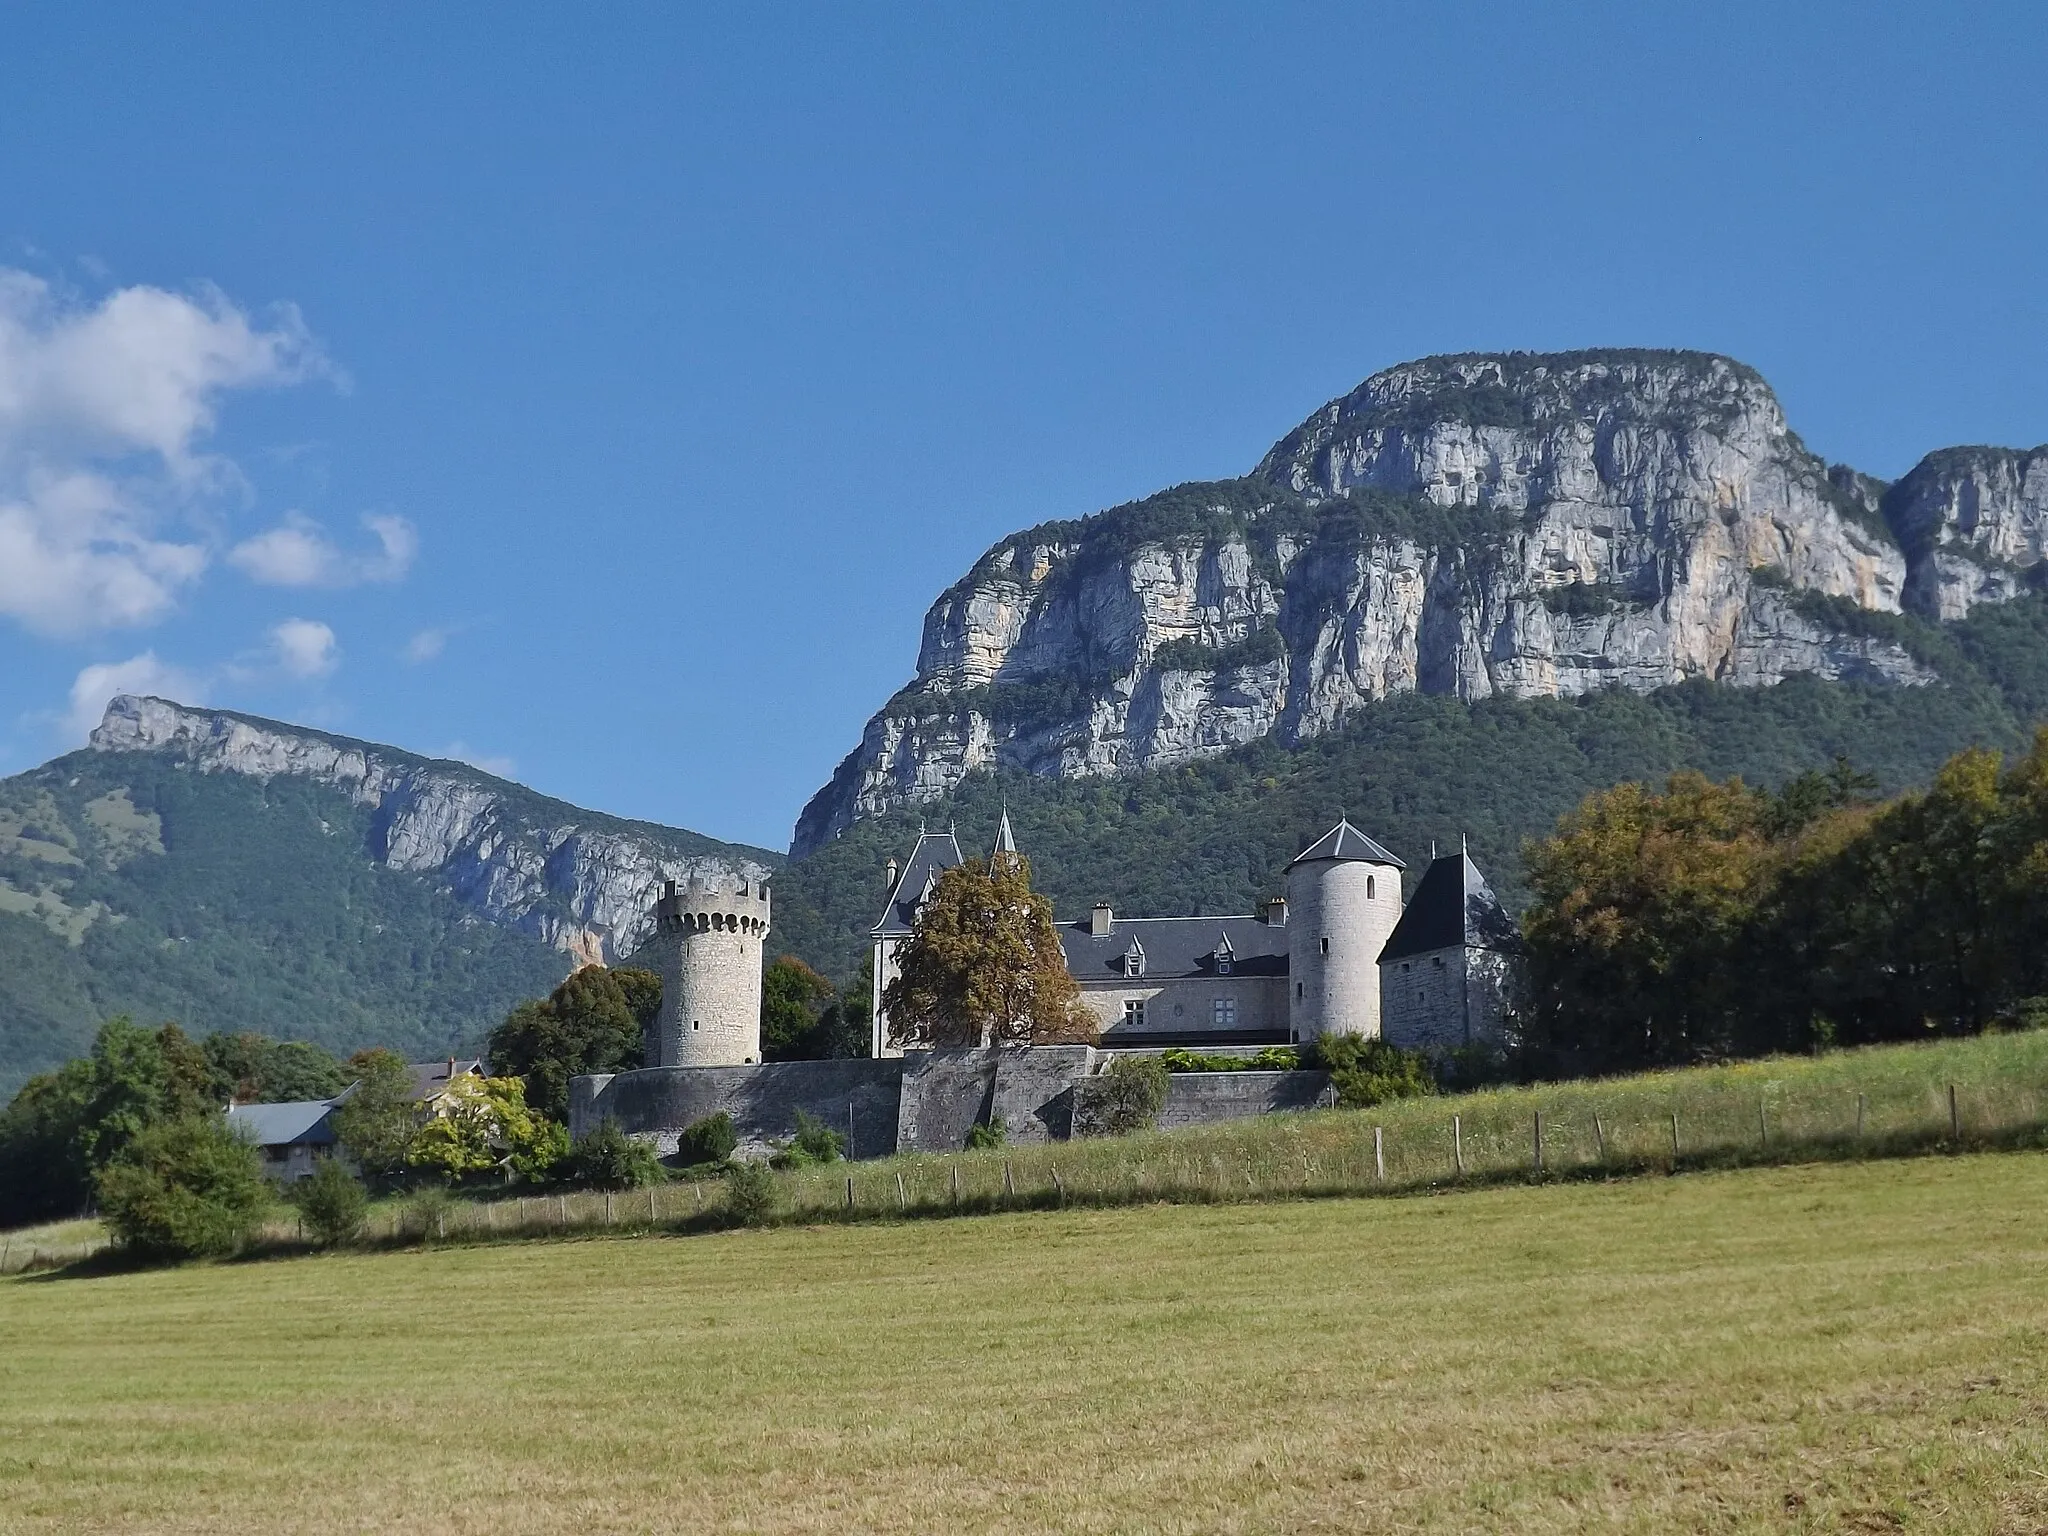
[798,350,2042,855]
[91,695,775,962]
[1886,446,2048,621]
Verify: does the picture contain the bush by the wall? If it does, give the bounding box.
[965,1117,1007,1150]
[1305,1036,1436,1108]
[674,1111,738,1168]
[564,1119,665,1190]
[291,1157,368,1247]
[1074,1056,1170,1138]
[770,1109,845,1169]
[94,1115,271,1261]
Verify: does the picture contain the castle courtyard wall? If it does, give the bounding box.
[1081,975,1290,1044]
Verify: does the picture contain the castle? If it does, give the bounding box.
[576,814,1520,1159]
[870,813,1521,1059]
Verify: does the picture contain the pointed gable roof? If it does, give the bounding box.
[1378,850,1523,961]
[1289,817,1406,869]
[872,831,966,937]
[992,806,1018,857]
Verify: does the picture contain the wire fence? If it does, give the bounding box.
[9,1033,2047,1270]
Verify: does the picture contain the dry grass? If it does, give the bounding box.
[2,1153,2046,1533]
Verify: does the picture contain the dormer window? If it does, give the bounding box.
[1212,932,1235,975]
[1121,938,1146,978]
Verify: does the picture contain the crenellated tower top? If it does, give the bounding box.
[654,873,771,937]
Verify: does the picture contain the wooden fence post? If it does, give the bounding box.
[950,1163,960,1204]
[558,1194,568,1227]
[1453,1114,1464,1175]
[1593,1115,1607,1163]
[1532,1112,1544,1175]
[844,1175,854,1210]
[1950,1084,1961,1143]
[1374,1126,1385,1183]
[1004,1160,1015,1197]
[694,1183,704,1211]
[604,1191,614,1225]
[1758,1098,1768,1148]
[1856,1093,1866,1137]
[1669,1112,1681,1162]
[1051,1168,1065,1202]
[895,1171,907,1210]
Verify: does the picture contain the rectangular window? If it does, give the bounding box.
[1320,937,1330,955]
[1123,999,1146,1028]
[1212,997,1237,1027]
[1296,981,1304,999]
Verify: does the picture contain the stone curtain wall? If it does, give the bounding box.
[573,1048,1339,1158]
[1379,944,1514,1054]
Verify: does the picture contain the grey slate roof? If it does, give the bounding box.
[1059,915,1290,981]
[1377,851,1523,961]
[409,1058,484,1101]
[872,831,966,937]
[1290,817,1406,869]
[227,1099,339,1148]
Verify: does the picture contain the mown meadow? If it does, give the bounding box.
[2,1152,2045,1533]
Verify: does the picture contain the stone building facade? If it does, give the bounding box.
[631,873,771,1067]
[867,815,1519,1057]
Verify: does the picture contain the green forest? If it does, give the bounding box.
[771,592,2048,979]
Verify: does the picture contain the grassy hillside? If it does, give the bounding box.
[775,591,2048,979]
[0,750,574,1095]
[4,1153,2044,1531]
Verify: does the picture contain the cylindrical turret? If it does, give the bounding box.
[649,874,771,1067]
[1286,819,1405,1042]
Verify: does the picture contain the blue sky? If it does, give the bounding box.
[0,3,2043,851]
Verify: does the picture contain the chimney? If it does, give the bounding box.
[1091,902,1113,937]
[1263,896,1288,926]
[885,857,900,890]
[446,1056,456,1082]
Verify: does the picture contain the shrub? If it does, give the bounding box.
[563,1119,665,1190]
[94,1115,271,1261]
[674,1111,738,1168]
[1158,1047,1301,1073]
[770,1109,845,1169]
[965,1117,1007,1150]
[1074,1055,1170,1138]
[291,1157,368,1246]
[1305,1036,1437,1108]
[401,1183,456,1241]
[723,1160,779,1227]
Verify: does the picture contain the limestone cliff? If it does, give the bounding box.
[1886,446,2048,621]
[91,695,776,962]
[795,350,2043,855]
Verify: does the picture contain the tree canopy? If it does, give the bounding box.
[486,966,660,1122]
[880,853,1092,1049]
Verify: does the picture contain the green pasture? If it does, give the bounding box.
[2,1153,2045,1533]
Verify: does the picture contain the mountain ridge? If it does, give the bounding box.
[795,349,2046,855]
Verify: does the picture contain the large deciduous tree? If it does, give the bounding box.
[486,966,660,1122]
[880,854,1092,1049]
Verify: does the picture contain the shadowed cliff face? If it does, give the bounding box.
[794,350,2044,856]
[91,695,778,962]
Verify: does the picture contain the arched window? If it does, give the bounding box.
[1367,875,1376,899]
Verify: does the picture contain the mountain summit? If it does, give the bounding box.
[795,350,2047,853]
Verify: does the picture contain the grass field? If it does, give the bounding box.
[3,1152,2046,1533]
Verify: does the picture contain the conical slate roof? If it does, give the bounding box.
[992,806,1019,857]
[1289,817,1405,869]
[871,830,965,937]
[1378,851,1522,961]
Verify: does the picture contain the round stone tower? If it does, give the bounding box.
[648,873,770,1067]
[1286,818,1406,1042]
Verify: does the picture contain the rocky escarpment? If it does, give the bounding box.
[1886,446,2048,622]
[91,695,776,962]
[796,350,2045,855]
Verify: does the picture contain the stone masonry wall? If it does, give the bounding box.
[1081,976,1291,1042]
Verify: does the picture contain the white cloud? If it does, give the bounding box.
[63,651,204,743]
[0,268,325,636]
[404,626,448,663]
[229,510,416,588]
[440,741,517,779]
[269,618,338,679]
